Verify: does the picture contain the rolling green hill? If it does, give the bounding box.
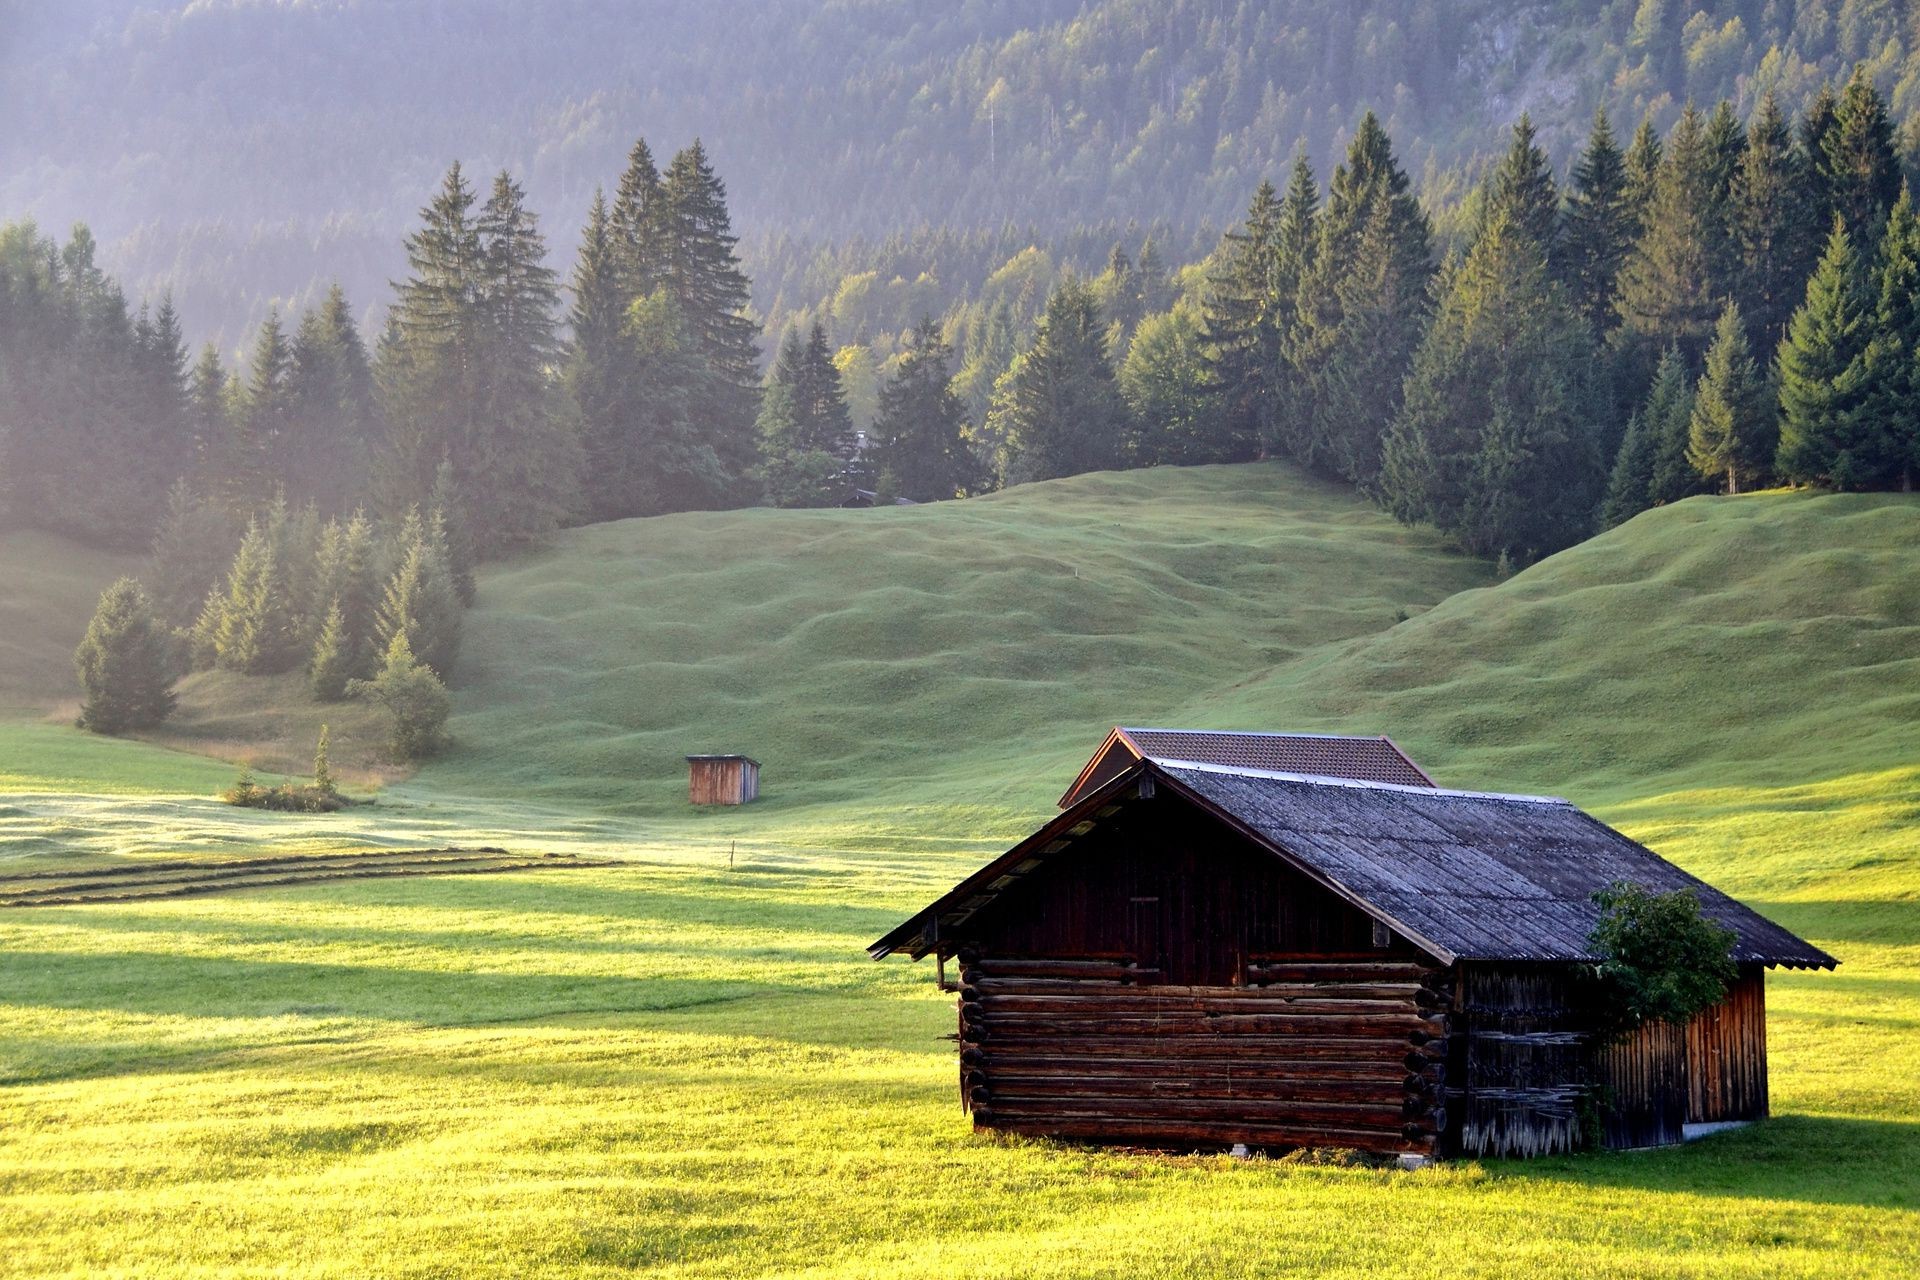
[2,463,1918,1276]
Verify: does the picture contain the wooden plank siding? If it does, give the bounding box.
[687,757,758,805]
[1686,965,1768,1124]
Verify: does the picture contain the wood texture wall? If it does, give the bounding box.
[958,954,1447,1154]
[688,758,758,805]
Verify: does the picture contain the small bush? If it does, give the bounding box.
[223,767,350,813]
[1585,881,1738,1039]
[350,633,450,762]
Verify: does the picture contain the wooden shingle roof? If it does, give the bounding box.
[1058,727,1433,807]
[874,758,1835,971]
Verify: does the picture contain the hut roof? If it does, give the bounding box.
[1058,728,1432,806]
[873,758,1834,971]
[685,754,760,765]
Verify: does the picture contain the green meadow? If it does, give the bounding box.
[1,463,1916,1277]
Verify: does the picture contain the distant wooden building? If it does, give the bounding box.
[1059,727,1435,807]
[686,754,760,806]
[872,756,1833,1160]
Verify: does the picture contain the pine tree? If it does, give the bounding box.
[136,292,193,487]
[568,188,637,522]
[658,141,761,499]
[285,283,376,510]
[1821,66,1901,248]
[1479,114,1559,255]
[187,343,230,485]
[1381,210,1601,561]
[1559,109,1635,332]
[375,513,462,680]
[1687,302,1776,494]
[146,480,240,627]
[760,320,856,504]
[992,277,1131,484]
[1865,191,1920,491]
[1613,105,1727,367]
[209,515,299,675]
[309,599,353,701]
[610,137,666,299]
[1199,179,1283,461]
[74,578,176,733]
[1702,100,1747,290]
[244,308,292,490]
[1734,92,1816,352]
[1296,115,1433,484]
[350,632,450,763]
[1622,115,1664,234]
[1776,219,1881,489]
[1601,347,1693,526]
[871,318,982,500]
[1268,157,1322,457]
[1799,83,1841,239]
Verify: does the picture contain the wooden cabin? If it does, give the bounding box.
[686,754,760,806]
[1059,727,1434,807]
[871,757,1833,1160]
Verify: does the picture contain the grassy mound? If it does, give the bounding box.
[427,463,1490,822]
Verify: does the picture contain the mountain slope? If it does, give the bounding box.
[10,1,1920,342]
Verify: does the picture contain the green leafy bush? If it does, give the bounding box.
[1585,881,1738,1038]
[350,634,450,762]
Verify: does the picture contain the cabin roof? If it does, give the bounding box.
[685,754,760,765]
[1058,727,1433,806]
[873,758,1835,971]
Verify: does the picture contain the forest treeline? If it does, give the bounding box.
[21,1,1920,345]
[16,66,1920,747]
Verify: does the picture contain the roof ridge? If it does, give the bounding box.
[1122,727,1394,743]
[1150,757,1568,805]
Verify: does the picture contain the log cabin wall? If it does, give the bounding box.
[953,798,1448,1154]
[1450,963,1592,1158]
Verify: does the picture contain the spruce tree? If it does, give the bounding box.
[1688,302,1776,494]
[1734,92,1816,352]
[611,138,666,298]
[1268,156,1321,458]
[285,283,376,510]
[1799,83,1841,240]
[1296,115,1433,484]
[1559,109,1635,332]
[187,343,230,484]
[1381,210,1601,561]
[1776,219,1880,489]
[991,277,1131,484]
[243,308,292,492]
[375,513,462,680]
[1199,179,1283,461]
[309,600,353,702]
[1821,66,1901,248]
[658,141,761,499]
[1614,105,1726,367]
[1865,192,1920,490]
[1602,347,1695,524]
[209,515,299,675]
[1622,116,1664,234]
[350,632,450,763]
[146,481,241,627]
[871,318,983,501]
[75,578,176,734]
[1479,114,1559,255]
[568,188,636,522]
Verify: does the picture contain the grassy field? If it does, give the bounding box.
[1,464,1916,1277]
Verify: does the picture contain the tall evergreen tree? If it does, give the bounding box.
[74,578,176,734]
[285,284,376,510]
[1479,114,1559,255]
[375,510,462,680]
[991,277,1131,484]
[1865,192,1920,490]
[1559,109,1635,332]
[1601,346,1694,526]
[567,189,635,522]
[871,318,982,500]
[1614,105,1726,370]
[206,514,299,675]
[1734,92,1817,352]
[1821,66,1902,248]
[1381,209,1601,561]
[1296,114,1433,485]
[658,140,761,499]
[610,138,666,298]
[1269,157,1322,457]
[1622,116,1664,233]
[1121,305,1215,466]
[1799,83,1841,243]
[1687,302,1776,494]
[1775,220,1880,489]
[186,342,230,484]
[1199,179,1283,461]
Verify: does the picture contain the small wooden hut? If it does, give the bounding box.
[686,754,760,806]
[1059,727,1435,807]
[871,756,1833,1159]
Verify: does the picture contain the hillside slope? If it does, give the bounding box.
[426,463,1489,828]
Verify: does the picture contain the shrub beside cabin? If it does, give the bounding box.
[871,731,1834,1160]
[687,754,760,806]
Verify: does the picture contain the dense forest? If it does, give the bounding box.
[15,1,1920,345]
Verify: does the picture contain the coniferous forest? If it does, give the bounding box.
[8,63,1920,746]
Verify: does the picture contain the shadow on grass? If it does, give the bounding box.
[1503,1114,1920,1211]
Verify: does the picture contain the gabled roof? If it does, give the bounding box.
[1058,727,1433,807]
[873,758,1835,971]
